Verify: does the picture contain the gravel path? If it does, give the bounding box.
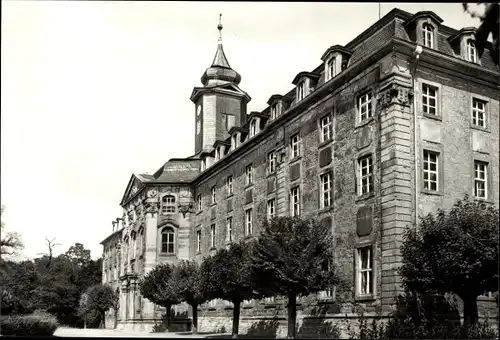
[54,327,227,338]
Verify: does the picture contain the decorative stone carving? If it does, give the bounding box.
[179,203,193,218]
[377,83,413,109]
[144,202,160,216]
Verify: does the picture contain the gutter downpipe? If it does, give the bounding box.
[411,45,422,230]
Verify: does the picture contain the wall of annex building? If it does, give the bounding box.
[191,55,393,311]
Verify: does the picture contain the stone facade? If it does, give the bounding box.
[100,8,499,335]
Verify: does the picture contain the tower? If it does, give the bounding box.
[190,14,251,155]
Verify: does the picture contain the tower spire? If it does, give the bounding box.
[218,13,223,43]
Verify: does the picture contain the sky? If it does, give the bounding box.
[1,2,483,261]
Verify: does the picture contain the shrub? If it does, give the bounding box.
[0,313,59,336]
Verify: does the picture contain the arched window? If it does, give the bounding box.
[161,227,175,254]
[131,232,137,259]
[422,23,434,48]
[162,195,176,214]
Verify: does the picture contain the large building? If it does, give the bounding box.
[100,8,499,334]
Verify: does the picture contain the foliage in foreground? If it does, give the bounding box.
[399,196,499,334]
[80,284,118,329]
[0,311,59,336]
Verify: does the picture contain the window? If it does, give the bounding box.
[245,209,253,235]
[291,186,300,216]
[358,155,373,195]
[320,172,332,208]
[358,92,373,122]
[357,247,373,296]
[215,148,221,161]
[114,266,118,281]
[201,159,206,171]
[197,194,202,212]
[211,186,216,204]
[267,151,276,174]
[319,287,335,299]
[423,150,439,191]
[226,217,233,242]
[226,176,233,196]
[474,161,487,199]
[246,164,253,185]
[161,227,175,254]
[320,115,332,143]
[290,134,300,159]
[250,120,257,137]
[472,98,486,128]
[467,39,477,63]
[271,103,278,119]
[326,58,336,81]
[297,81,305,101]
[267,199,276,220]
[422,23,434,48]
[196,120,201,135]
[422,84,437,115]
[132,232,137,259]
[196,230,201,253]
[162,195,176,215]
[138,229,144,256]
[210,224,216,248]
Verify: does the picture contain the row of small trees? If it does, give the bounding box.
[139,216,338,338]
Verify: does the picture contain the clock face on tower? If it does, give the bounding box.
[197,105,202,116]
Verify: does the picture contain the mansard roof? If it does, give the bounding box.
[320,45,353,61]
[267,94,292,105]
[447,27,477,43]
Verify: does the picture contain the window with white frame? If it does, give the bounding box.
[467,39,477,63]
[267,199,276,220]
[472,98,486,128]
[320,115,332,143]
[196,230,201,253]
[161,227,175,254]
[358,155,373,195]
[291,186,300,216]
[422,23,434,48]
[271,103,278,119]
[320,172,332,208]
[201,159,206,171]
[357,247,373,296]
[250,120,257,137]
[245,209,253,235]
[226,217,233,242]
[197,194,202,212]
[268,151,276,174]
[231,134,238,150]
[423,150,439,191]
[210,224,216,248]
[297,81,305,101]
[162,195,176,215]
[290,134,300,159]
[215,148,221,161]
[422,84,438,115]
[326,58,336,81]
[211,186,216,204]
[246,164,253,185]
[226,176,233,196]
[358,92,373,122]
[474,161,487,199]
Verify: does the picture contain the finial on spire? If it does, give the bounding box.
[218,13,223,42]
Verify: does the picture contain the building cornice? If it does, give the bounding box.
[100,228,124,245]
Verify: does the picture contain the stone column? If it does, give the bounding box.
[377,67,414,313]
[120,283,128,322]
[142,199,159,320]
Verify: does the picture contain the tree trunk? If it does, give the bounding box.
[287,293,297,339]
[232,300,241,338]
[191,303,198,334]
[165,304,172,332]
[114,307,118,329]
[462,294,479,338]
[100,311,105,329]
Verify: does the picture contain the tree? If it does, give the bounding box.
[399,196,499,337]
[200,241,257,339]
[463,2,499,66]
[250,217,339,339]
[0,206,23,256]
[138,263,180,332]
[171,260,207,334]
[83,284,119,329]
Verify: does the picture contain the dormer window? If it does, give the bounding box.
[162,195,176,215]
[250,120,257,137]
[231,134,238,150]
[215,148,221,161]
[326,58,336,82]
[467,39,477,63]
[201,159,206,171]
[297,81,305,101]
[422,23,434,48]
